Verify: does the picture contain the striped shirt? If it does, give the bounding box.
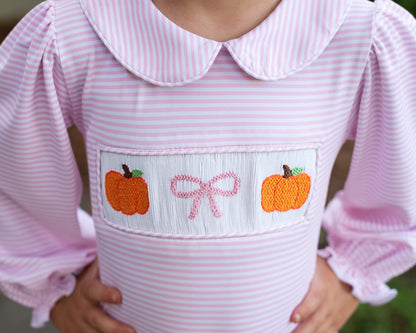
[0,0,415,331]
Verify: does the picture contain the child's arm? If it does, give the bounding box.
[293,0,416,331]
[319,0,416,305]
[0,2,95,328]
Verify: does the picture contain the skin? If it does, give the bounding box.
[50,256,359,333]
[151,0,282,42]
[51,1,360,331]
[50,259,135,333]
[290,256,360,333]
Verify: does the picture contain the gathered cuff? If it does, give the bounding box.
[31,273,76,328]
[318,247,397,306]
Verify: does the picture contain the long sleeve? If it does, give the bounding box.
[0,1,96,327]
[320,0,416,305]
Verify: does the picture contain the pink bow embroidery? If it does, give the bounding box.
[171,172,241,219]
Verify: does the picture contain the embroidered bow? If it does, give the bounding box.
[171,172,241,219]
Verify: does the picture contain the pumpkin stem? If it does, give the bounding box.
[283,165,293,179]
[122,164,133,178]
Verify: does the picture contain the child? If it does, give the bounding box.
[0,0,415,332]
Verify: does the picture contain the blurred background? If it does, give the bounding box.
[1,0,415,332]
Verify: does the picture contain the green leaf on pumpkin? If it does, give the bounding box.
[132,169,143,177]
[292,167,304,176]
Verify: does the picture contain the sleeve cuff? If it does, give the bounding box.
[318,247,397,306]
[77,207,96,240]
[31,273,76,328]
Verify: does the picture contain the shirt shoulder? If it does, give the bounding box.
[372,0,416,44]
[370,0,416,62]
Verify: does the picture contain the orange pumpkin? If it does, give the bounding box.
[261,165,311,212]
[105,164,149,215]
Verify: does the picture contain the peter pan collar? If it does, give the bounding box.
[80,0,351,86]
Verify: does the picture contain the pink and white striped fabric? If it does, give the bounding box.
[1,0,416,331]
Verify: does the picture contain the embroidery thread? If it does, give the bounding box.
[105,164,150,215]
[261,165,311,212]
[171,172,241,219]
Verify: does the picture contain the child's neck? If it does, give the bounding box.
[151,0,282,42]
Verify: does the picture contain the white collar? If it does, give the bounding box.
[80,0,351,86]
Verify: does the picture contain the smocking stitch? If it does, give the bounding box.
[261,165,311,213]
[105,164,150,215]
[171,172,241,219]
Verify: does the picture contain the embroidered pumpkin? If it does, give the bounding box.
[105,164,149,215]
[261,165,311,212]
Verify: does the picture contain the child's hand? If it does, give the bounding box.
[50,258,136,333]
[290,256,360,333]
